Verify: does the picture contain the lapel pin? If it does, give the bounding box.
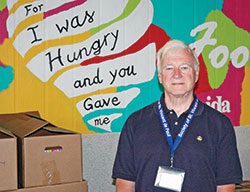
[197,136,203,141]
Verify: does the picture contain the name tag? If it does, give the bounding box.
[154,166,185,192]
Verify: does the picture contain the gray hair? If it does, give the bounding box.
[157,39,199,72]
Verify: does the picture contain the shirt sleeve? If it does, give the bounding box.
[216,117,243,185]
[112,117,136,182]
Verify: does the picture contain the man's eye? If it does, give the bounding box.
[180,65,190,70]
[165,66,173,70]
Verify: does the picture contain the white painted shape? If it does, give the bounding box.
[26,0,153,82]
[87,113,122,132]
[54,43,156,98]
[7,0,76,37]
[12,0,127,56]
[209,45,229,69]
[76,87,140,116]
[7,0,21,10]
[189,21,217,57]
[230,46,249,68]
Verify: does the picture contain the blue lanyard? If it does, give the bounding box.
[157,97,199,166]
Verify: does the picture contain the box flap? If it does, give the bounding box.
[0,111,40,124]
[43,126,76,134]
[0,113,29,124]
[24,111,41,118]
[0,126,16,138]
[0,117,49,137]
[0,112,76,138]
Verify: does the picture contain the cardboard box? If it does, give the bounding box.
[0,127,18,191]
[236,180,250,192]
[4,180,88,192]
[0,113,82,188]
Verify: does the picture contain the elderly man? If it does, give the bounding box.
[112,40,242,192]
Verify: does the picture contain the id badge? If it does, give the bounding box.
[154,166,185,192]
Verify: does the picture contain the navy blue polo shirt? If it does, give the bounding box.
[112,94,242,192]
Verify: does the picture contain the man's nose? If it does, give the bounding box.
[173,68,182,78]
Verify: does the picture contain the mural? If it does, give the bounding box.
[0,0,249,134]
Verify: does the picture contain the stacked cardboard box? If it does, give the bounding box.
[0,127,17,191]
[0,112,87,192]
[236,181,250,192]
[4,181,88,192]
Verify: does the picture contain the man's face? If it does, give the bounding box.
[158,48,199,97]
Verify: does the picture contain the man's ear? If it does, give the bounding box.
[158,71,162,84]
[195,67,199,83]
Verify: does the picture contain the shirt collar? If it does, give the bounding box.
[160,93,204,116]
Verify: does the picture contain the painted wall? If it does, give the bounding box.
[0,0,250,135]
[1,1,249,191]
